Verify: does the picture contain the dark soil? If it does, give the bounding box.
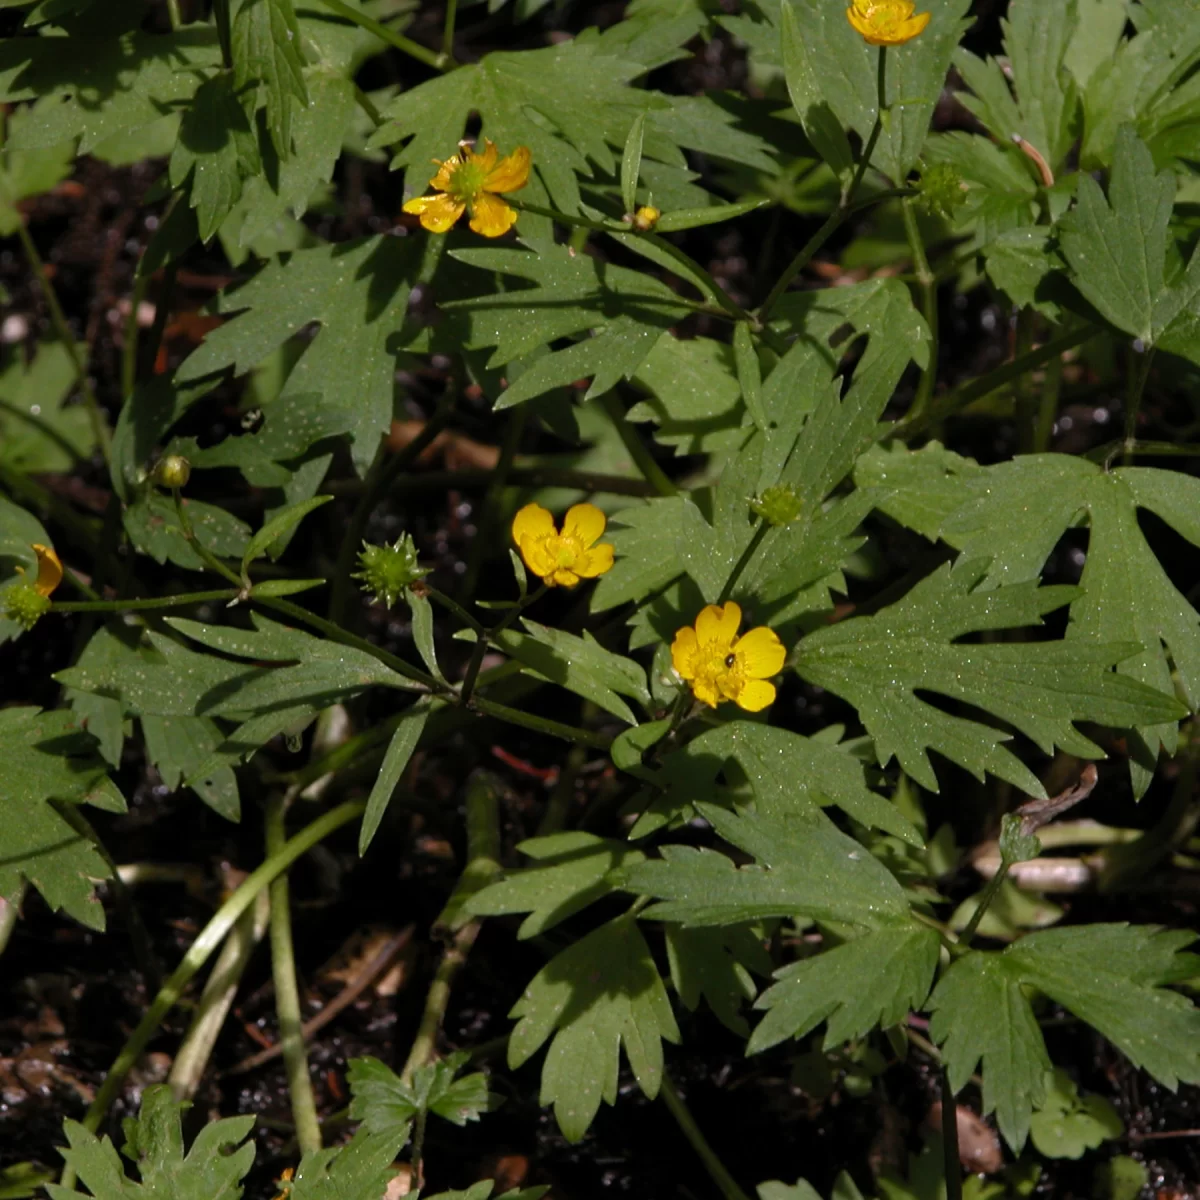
[4,2,1200,1198]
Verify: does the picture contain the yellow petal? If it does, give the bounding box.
[469,138,499,175]
[846,6,875,38]
[671,626,699,681]
[734,626,786,679]
[899,10,930,39]
[551,567,581,587]
[562,502,606,549]
[733,679,776,713]
[429,155,460,192]
[403,192,466,233]
[32,543,62,597]
[692,677,721,708]
[512,502,556,546]
[469,192,518,238]
[519,535,557,582]
[485,145,532,194]
[695,601,741,647]
[574,542,614,579]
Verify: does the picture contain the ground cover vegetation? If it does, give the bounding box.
[2,0,1200,1196]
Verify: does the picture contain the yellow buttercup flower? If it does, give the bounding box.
[403,138,532,238]
[671,602,786,713]
[846,0,930,45]
[512,502,615,588]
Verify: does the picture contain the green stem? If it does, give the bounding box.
[266,796,321,1155]
[168,889,270,1102]
[424,585,486,638]
[16,220,111,466]
[441,0,458,59]
[893,325,1096,440]
[257,596,451,695]
[1034,336,1063,453]
[941,1069,963,1200]
[165,0,182,29]
[59,800,366,1190]
[757,47,888,324]
[901,196,938,423]
[172,488,244,586]
[958,860,1011,947]
[1123,344,1155,464]
[1013,308,1038,453]
[472,696,610,749]
[329,397,456,624]
[401,774,500,1081]
[213,0,232,67]
[310,0,454,70]
[718,520,768,604]
[660,1073,753,1200]
[462,406,526,598]
[600,394,677,497]
[511,199,752,322]
[459,582,547,705]
[52,589,239,613]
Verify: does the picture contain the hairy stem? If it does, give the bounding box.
[601,394,677,497]
[52,589,240,613]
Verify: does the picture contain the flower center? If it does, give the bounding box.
[543,534,583,571]
[445,158,488,204]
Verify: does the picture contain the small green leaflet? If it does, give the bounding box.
[445,243,692,410]
[0,338,93,471]
[0,106,73,236]
[231,0,308,158]
[282,1129,403,1200]
[736,0,971,183]
[1061,126,1200,364]
[665,924,772,1036]
[620,802,911,928]
[793,557,1185,795]
[168,74,261,243]
[0,30,221,154]
[489,619,649,724]
[0,708,119,930]
[359,700,430,854]
[177,235,439,473]
[749,924,941,1054]
[932,925,1200,1151]
[631,721,922,845]
[507,914,679,1142]
[857,446,1200,793]
[466,831,646,938]
[1029,1068,1123,1160]
[955,0,1079,171]
[348,1052,491,1148]
[45,1085,255,1200]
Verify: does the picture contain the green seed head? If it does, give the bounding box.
[751,484,803,527]
[916,161,967,221]
[353,534,429,609]
[3,583,51,631]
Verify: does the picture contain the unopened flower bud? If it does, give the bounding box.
[631,205,661,232]
[154,455,192,489]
